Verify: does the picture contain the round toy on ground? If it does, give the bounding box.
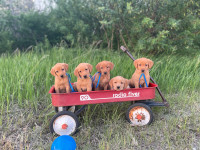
[51,135,76,150]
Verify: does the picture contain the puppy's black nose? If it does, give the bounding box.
[141,70,145,73]
[117,86,120,89]
[104,72,107,75]
[83,75,87,79]
[60,75,64,78]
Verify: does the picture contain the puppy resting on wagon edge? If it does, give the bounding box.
[109,76,130,91]
[50,63,70,93]
[130,58,154,88]
[74,63,93,92]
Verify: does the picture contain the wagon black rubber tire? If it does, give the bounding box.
[126,103,153,126]
[50,111,79,136]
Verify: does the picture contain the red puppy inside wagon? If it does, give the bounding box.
[49,46,169,136]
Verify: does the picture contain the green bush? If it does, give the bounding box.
[0,0,199,54]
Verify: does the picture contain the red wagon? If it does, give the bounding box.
[49,46,169,136]
[49,82,168,135]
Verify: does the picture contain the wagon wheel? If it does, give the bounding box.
[126,103,153,126]
[50,111,79,136]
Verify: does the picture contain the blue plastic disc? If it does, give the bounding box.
[51,135,76,150]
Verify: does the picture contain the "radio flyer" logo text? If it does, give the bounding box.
[80,92,140,101]
[113,92,140,98]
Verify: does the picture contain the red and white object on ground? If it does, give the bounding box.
[50,111,79,136]
[126,103,153,126]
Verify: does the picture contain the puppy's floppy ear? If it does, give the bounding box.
[134,59,140,69]
[63,63,69,71]
[109,78,114,90]
[124,79,130,89]
[147,59,154,69]
[96,62,101,72]
[109,62,114,70]
[50,66,55,76]
[74,67,79,77]
[87,63,93,73]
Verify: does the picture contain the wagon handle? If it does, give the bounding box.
[120,46,169,107]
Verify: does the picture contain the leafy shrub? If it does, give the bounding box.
[0,0,199,54]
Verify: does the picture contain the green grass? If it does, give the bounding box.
[0,47,200,149]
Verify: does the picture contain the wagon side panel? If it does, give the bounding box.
[51,86,156,106]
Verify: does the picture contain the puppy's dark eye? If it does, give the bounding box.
[79,71,81,73]
[85,69,88,71]
[145,64,148,66]
[139,64,141,66]
[101,67,103,69]
[121,82,123,84]
[107,66,109,68]
[56,71,58,73]
[62,69,64,71]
